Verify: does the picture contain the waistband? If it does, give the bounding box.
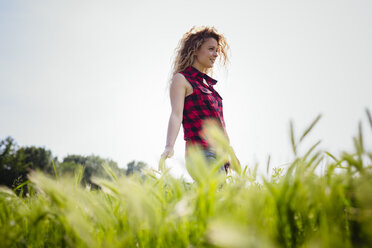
[185,140,217,154]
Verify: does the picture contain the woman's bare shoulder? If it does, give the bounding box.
[170,72,193,97]
[170,73,189,88]
[172,72,187,82]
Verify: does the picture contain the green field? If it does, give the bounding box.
[1,113,371,248]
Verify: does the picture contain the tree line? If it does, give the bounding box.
[0,136,147,193]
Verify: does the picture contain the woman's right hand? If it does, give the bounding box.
[159,146,174,172]
[161,146,174,159]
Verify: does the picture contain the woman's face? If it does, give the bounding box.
[194,38,218,69]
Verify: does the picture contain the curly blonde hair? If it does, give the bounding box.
[168,26,230,87]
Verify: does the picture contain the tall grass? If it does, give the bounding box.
[0,111,371,247]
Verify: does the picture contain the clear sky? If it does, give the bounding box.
[1,0,371,180]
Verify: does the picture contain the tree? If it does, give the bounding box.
[125,160,147,176]
[0,137,23,188]
[0,137,56,195]
[62,154,124,188]
[63,155,88,166]
[16,146,56,174]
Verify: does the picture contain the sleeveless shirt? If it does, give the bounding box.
[180,66,227,152]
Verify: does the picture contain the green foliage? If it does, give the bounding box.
[62,154,125,189]
[125,160,147,177]
[0,139,147,192]
[0,137,24,188]
[0,111,371,247]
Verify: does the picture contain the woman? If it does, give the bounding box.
[160,26,231,174]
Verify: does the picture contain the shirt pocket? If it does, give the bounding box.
[199,87,213,94]
[198,87,222,107]
[199,86,223,101]
[198,86,220,109]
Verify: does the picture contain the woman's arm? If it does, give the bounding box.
[161,74,188,158]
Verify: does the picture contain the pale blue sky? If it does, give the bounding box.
[1,0,371,180]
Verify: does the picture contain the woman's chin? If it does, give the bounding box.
[202,62,214,69]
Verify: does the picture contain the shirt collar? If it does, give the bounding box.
[186,66,218,86]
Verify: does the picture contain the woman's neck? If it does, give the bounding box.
[192,61,207,74]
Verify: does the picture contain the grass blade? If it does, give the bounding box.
[299,114,322,143]
[52,160,58,180]
[290,120,297,156]
[266,154,271,175]
[366,108,372,130]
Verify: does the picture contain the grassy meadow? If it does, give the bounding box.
[1,111,372,248]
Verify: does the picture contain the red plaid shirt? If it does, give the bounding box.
[180,66,227,152]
